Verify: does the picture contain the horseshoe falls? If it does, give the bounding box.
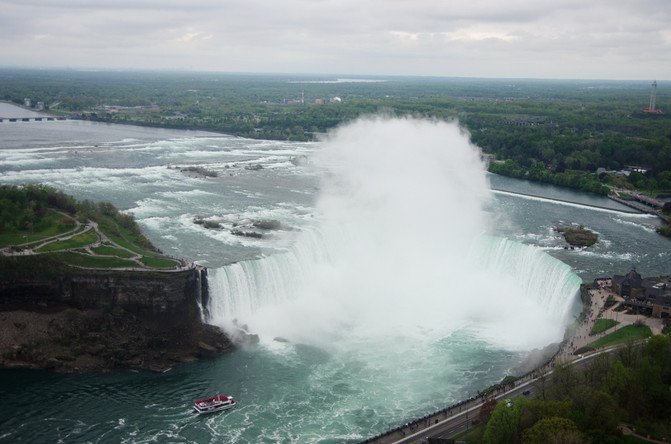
[208,232,580,349]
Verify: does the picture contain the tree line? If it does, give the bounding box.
[0,184,156,252]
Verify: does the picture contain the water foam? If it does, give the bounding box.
[207,116,580,351]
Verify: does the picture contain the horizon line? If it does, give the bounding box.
[0,65,667,84]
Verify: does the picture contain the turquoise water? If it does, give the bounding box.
[1,116,669,442]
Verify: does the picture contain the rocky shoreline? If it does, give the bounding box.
[0,265,237,373]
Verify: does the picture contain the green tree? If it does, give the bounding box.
[522,398,572,427]
[483,398,525,444]
[549,362,581,401]
[605,360,631,406]
[522,417,582,444]
[575,389,620,436]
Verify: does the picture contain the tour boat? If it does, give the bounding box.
[193,395,236,414]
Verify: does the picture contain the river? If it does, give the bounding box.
[0,113,669,443]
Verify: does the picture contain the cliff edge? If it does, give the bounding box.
[0,256,233,373]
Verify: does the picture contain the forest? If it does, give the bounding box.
[474,334,671,444]
[2,68,670,197]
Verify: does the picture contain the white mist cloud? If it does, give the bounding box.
[210,117,579,351]
[315,116,489,258]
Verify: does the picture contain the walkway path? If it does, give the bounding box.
[618,425,669,443]
[608,188,669,222]
[558,280,664,360]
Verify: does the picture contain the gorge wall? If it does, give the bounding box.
[0,264,233,373]
[1,267,208,320]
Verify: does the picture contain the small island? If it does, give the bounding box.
[555,225,599,247]
[178,165,218,178]
[194,216,285,239]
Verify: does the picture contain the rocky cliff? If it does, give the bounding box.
[0,262,234,373]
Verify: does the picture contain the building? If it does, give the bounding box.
[612,268,645,298]
[612,268,671,319]
[23,98,31,107]
[652,296,671,319]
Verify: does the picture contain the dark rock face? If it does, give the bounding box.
[2,269,201,314]
[0,267,234,373]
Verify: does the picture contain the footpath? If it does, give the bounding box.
[618,425,669,443]
[558,279,664,360]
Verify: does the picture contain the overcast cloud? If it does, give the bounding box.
[1,0,669,79]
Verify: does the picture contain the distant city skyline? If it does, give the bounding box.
[1,0,669,81]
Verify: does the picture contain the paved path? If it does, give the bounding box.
[618,425,669,443]
[558,281,664,360]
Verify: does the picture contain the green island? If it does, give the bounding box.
[556,225,599,247]
[0,183,181,271]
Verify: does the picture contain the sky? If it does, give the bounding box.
[1,0,670,80]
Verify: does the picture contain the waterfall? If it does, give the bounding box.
[461,235,581,347]
[206,116,581,350]
[207,230,580,350]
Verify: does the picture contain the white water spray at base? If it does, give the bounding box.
[207,117,580,351]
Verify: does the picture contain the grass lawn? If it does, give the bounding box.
[3,209,182,271]
[98,215,159,256]
[91,244,136,258]
[589,325,652,349]
[60,251,139,268]
[140,256,179,269]
[0,220,76,248]
[604,296,618,309]
[590,319,618,335]
[36,231,99,252]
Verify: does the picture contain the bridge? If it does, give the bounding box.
[608,191,669,223]
[0,116,68,123]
